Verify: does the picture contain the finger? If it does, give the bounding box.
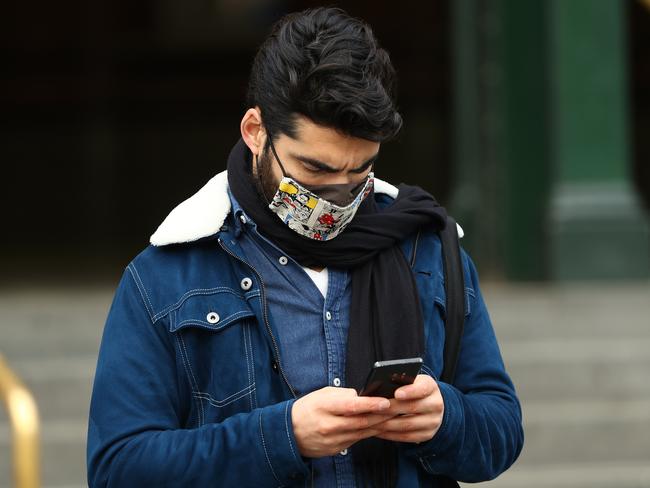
[372,413,437,433]
[335,412,397,432]
[330,426,385,451]
[374,429,436,444]
[364,412,399,427]
[384,397,430,416]
[347,426,385,443]
[328,411,398,435]
[394,374,437,400]
[330,396,391,416]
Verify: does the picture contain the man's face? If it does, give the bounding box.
[255,115,380,202]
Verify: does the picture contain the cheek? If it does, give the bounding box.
[258,151,281,199]
[270,161,283,183]
[261,149,283,183]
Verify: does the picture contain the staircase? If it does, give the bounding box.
[466,283,650,488]
[0,286,109,488]
[1,281,649,487]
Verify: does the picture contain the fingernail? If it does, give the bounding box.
[377,399,390,410]
[395,390,406,399]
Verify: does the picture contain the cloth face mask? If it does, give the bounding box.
[264,137,374,241]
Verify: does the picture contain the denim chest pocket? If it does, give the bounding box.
[168,289,259,426]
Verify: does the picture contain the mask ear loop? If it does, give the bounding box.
[267,132,290,177]
[255,130,288,206]
[253,150,273,207]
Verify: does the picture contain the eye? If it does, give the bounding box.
[302,163,324,174]
[351,160,376,174]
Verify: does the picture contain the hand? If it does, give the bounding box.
[291,386,396,458]
[372,374,444,444]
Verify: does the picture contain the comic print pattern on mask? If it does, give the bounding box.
[269,173,374,241]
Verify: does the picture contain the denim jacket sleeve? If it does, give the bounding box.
[87,267,309,487]
[404,251,524,482]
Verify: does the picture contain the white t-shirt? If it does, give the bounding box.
[301,266,329,298]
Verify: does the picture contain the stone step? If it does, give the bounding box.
[5,333,650,421]
[518,398,650,465]
[12,339,650,418]
[2,409,650,488]
[7,336,650,420]
[1,284,648,360]
[483,283,650,339]
[0,420,86,488]
[3,356,96,420]
[500,338,650,401]
[1,284,649,487]
[0,288,109,361]
[0,398,650,484]
[461,461,650,487]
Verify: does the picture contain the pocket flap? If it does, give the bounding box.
[170,289,255,333]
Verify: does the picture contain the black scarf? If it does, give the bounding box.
[227,139,446,487]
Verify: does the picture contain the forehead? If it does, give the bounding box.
[282,115,380,166]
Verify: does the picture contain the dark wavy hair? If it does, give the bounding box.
[246,7,402,143]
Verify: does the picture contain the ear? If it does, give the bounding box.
[240,107,267,157]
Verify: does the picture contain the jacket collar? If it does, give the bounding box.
[150,170,400,247]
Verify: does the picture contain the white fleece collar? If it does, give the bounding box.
[150,170,462,246]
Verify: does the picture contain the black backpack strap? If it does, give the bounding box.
[408,218,464,487]
[439,216,466,385]
[436,216,465,488]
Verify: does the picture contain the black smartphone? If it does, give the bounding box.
[359,357,423,398]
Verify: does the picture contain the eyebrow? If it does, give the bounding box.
[288,151,379,174]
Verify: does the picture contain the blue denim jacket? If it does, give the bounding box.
[230,191,357,486]
[87,171,523,487]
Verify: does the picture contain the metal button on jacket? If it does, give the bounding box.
[206,312,220,324]
[278,256,288,265]
[240,277,253,291]
[333,377,341,387]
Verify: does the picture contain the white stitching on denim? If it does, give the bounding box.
[465,286,474,315]
[178,333,204,425]
[154,287,233,320]
[178,334,198,389]
[192,390,255,408]
[192,387,256,408]
[246,322,257,408]
[192,382,255,406]
[157,288,259,322]
[259,410,281,483]
[153,287,248,322]
[284,401,298,464]
[126,264,154,322]
[130,263,153,320]
[242,323,253,411]
[193,383,254,403]
[173,310,253,332]
[175,334,202,427]
[321,299,335,389]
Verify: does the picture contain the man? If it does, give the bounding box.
[87,7,523,487]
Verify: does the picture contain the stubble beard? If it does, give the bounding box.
[253,145,279,205]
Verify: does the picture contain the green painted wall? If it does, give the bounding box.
[550,0,629,184]
[451,0,649,281]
